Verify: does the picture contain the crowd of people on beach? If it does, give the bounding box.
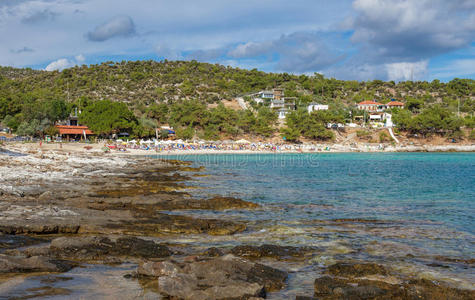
[103,139,331,153]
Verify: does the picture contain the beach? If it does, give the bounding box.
[0,143,474,299]
[4,140,474,157]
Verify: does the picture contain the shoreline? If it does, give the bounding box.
[2,142,475,157]
[0,144,474,298]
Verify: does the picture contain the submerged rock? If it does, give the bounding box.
[137,254,287,299]
[0,234,48,250]
[326,262,388,277]
[313,262,475,300]
[111,212,246,236]
[0,254,73,273]
[230,244,308,260]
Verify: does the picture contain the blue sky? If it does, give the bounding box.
[1,0,474,81]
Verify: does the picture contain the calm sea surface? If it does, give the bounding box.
[3,153,473,299]
[154,152,475,295]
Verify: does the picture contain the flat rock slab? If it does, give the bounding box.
[137,254,288,299]
[314,262,475,300]
[0,235,48,250]
[230,244,311,260]
[0,254,73,273]
[48,236,172,261]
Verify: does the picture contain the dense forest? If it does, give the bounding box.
[0,60,474,141]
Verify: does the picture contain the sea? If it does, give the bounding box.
[3,153,473,299]
[156,152,475,297]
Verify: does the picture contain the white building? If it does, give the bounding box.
[277,108,289,119]
[307,103,329,113]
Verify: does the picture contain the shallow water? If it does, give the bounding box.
[153,152,475,295]
[2,153,474,299]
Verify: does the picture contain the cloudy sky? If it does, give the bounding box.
[1,0,474,81]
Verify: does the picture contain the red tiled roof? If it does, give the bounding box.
[358,100,383,105]
[387,101,405,106]
[55,125,94,135]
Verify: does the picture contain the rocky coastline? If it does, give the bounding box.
[0,144,473,299]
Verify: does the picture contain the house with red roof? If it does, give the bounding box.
[55,125,94,141]
[357,100,385,112]
[385,100,405,109]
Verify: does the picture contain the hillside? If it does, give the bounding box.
[0,60,474,141]
[1,60,474,111]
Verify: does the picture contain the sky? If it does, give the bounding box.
[0,0,474,82]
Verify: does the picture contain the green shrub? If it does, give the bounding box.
[468,130,475,140]
[356,130,370,138]
[379,131,390,142]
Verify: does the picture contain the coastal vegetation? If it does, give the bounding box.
[0,60,474,140]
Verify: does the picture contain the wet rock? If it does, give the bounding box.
[138,254,287,299]
[185,196,260,210]
[0,224,80,235]
[112,213,246,236]
[50,236,172,261]
[314,267,475,300]
[326,262,388,277]
[138,260,180,277]
[158,273,265,300]
[230,244,306,260]
[202,247,224,257]
[433,255,475,265]
[0,234,48,250]
[0,254,73,273]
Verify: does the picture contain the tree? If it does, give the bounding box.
[79,100,137,136]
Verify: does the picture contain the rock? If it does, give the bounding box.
[139,255,287,299]
[0,235,48,250]
[0,254,73,273]
[230,244,306,260]
[314,269,475,300]
[196,196,260,210]
[137,260,180,277]
[0,224,80,235]
[38,191,53,201]
[111,213,246,236]
[50,236,172,261]
[159,274,265,300]
[202,247,224,257]
[326,262,388,277]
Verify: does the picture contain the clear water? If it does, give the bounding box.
[3,153,473,299]
[151,152,475,294]
[159,153,474,230]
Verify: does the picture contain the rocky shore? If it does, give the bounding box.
[0,144,474,299]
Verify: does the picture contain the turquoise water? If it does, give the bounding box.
[150,153,475,294]
[161,153,474,231]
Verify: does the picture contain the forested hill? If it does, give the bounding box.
[1,60,474,113]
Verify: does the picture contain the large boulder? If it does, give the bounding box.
[137,255,288,299]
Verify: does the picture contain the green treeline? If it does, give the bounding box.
[0,60,474,140]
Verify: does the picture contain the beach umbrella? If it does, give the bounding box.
[236,139,250,144]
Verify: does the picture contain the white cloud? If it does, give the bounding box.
[225,32,346,73]
[44,54,86,71]
[75,54,85,63]
[155,45,182,60]
[87,15,135,42]
[430,59,475,80]
[386,60,428,81]
[349,0,475,61]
